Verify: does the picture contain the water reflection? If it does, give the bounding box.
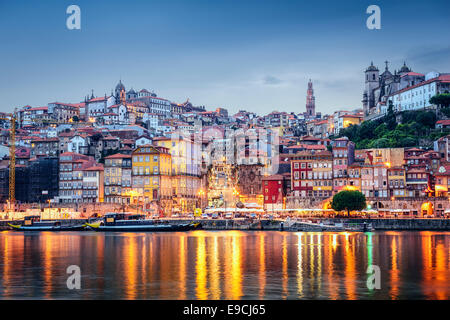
[0,230,449,300]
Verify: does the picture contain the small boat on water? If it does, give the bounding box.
[8,215,86,231]
[287,218,374,232]
[85,213,201,232]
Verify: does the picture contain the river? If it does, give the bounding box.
[0,230,448,299]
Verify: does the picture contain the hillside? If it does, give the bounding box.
[337,105,450,149]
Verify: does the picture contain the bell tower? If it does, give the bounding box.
[306,79,316,118]
[115,80,126,104]
[363,62,379,116]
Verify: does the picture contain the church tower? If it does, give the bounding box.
[363,62,379,117]
[306,79,316,118]
[115,80,126,104]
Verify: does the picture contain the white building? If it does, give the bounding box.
[106,104,130,124]
[85,96,116,118]
[143,113,160,129]
[135,135,153,147]
[389,73,450,113]
[68,134,89,154]
[82,165,104,203]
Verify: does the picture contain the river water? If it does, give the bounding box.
[0,230,448,299]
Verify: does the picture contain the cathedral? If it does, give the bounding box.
[113,80,156,105]
[362,61,425,119]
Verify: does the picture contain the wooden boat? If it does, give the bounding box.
[85,213,201,232]
[8,215,86,231]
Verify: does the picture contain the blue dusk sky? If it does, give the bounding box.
[0,0,449,115]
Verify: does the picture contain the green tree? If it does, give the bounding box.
[72,115,79,122]
[430,93,450,108]
[416,111,436,129]
[441,107,450,118]
[374,123,387,138]
[331,190,367,216]
[368,137,391,148]
[384,102,397,130]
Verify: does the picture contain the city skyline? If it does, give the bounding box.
[1,0,450,115]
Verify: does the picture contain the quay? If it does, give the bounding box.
[1,218,450,231]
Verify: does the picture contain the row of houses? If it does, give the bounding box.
[262,136,450,208]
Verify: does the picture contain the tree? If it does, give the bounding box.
[331,190,366,216]
[430,93,450,108]
[72,116,79,122]
[384,102,397,130]
[416,111,436,129]
[374,123,387,138]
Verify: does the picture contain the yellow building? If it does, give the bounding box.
[153,135,201,213]
[131,145,172,213]
[387,167,406,198]
[434,165,450,197]
[357,147,405,167]
[340,114,363,130]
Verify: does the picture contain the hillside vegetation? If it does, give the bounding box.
[337,104,450,149]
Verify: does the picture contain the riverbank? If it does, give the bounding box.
[1,218,450,231]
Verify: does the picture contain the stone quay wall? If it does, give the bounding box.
[1,218,449,231]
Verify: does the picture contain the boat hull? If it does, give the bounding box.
[87,222,200,232]
[8,223,86,231]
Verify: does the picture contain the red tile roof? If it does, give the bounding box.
[400,72,425,77]
[436,120,450,126]
[390,74,450,96]
[84,165,104,171]
[87,96,112,102]
[104,153,132,159]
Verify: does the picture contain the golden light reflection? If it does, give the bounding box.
[282,235,288,299]
[390,236,399,299]
[42,233,53,299]
[317,234,322,293]
[332,234,338,251]
[179,235,186,299]
[421,233,449,299]
[2,235,12,298]
[434,241,448,300]
[230,233,242,299]
[123,234,137,299]
[0,231,448,300]
[296,233,303,298]
[208,236,220,299]
[259,234,266,299]
[327,234,338,299]
[344,233,356,300]
[196,234,208,300]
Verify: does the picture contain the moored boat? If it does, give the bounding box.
[85,213,201,232]
[8,215,86,231]
[288,219,374,232]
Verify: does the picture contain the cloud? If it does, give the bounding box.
[262,75,283,85]
[405,46,450,68]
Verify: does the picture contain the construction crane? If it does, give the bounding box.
[0,111,16,211]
